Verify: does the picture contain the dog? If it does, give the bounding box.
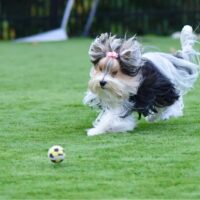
[83,25,199,136]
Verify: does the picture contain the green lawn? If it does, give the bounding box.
[0,37,200,199]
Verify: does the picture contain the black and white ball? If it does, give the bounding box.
[48,145,65,163]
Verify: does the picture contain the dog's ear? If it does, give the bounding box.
[119,37,142,75]
[89,33,109,64]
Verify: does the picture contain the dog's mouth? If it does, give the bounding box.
[100,84,107,89]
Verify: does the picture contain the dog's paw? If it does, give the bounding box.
[87,128,103,136]
[146,114,159,122]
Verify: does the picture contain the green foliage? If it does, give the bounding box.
[0,37,200,199]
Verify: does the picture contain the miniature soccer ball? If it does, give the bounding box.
[48,145,65,163]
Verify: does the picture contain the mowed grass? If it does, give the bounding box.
[0,37,200,199]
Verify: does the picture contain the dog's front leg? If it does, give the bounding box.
[87,110,110,136]
[87,109,136,136]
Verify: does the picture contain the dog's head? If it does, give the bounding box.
[88,33,143,104]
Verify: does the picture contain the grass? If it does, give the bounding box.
[0,37,200,199]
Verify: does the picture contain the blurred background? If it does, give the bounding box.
[1,0,200,40]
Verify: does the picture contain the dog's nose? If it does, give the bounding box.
[100,80,107,87]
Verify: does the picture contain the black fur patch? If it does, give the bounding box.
[128,60,180,118]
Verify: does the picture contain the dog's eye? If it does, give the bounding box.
[112,71,118,76]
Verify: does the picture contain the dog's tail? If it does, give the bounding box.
[143,25,200,95]
[180,25,200,64]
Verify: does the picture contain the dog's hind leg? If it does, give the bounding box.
[160,97,184,120]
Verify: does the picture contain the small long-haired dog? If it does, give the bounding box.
[83,25,199,136]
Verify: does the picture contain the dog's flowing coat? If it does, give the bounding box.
[84,25,199,136]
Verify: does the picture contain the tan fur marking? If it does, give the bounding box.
[90,57,142,97]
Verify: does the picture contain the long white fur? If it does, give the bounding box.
[143,25,199,95]
[143,52,198,95]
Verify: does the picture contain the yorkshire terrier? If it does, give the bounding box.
[83,25,199,136]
